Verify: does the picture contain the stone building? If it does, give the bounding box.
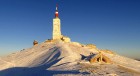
[61,35,71,42]
[52,6,61,40]
[52,5,71,42]
[33,40,38,46]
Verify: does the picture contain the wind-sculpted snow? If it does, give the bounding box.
[104,52,140,72]
[0,41,140,76]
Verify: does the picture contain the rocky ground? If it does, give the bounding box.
[0,41,140,76]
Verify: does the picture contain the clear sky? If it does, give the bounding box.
[0,0,140,59]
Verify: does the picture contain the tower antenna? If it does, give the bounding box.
[55,4,59,18]
[56,4,58,11]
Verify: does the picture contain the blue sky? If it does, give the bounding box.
[0,0,140,59]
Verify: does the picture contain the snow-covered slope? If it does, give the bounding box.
[0,41,140,76]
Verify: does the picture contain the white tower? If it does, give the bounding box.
[52,5,62,40]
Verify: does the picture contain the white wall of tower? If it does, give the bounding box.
[52,17,62,40]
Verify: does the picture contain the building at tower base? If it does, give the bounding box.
[61,35,71,42]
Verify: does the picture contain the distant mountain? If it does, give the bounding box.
[0,41,140,76]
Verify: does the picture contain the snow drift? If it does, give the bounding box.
[0,41,140,76]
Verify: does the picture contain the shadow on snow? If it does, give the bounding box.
[0,48,89,76]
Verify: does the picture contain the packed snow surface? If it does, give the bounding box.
[0,41,140,76]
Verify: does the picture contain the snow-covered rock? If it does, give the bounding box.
[0,41,140,76]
